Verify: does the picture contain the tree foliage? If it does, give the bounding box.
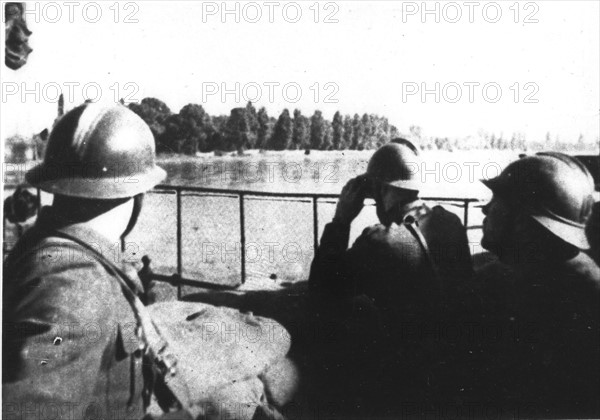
[269,109,293,151]
[128,98,172,152]
[292,109,309,150]
[124,97,597,154]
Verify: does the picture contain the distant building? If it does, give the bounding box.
[4,94,61,162]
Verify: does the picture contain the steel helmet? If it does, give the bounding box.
[26,102,166,199]
[481,152,595,249]
[366,139,423,192]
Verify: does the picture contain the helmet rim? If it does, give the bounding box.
[531,214,590,250]
[480,153,594,250]
[26,164,166,199]
[25,102,165,199]
[378,177,423,192]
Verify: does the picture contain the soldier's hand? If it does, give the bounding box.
[333,176,368,226]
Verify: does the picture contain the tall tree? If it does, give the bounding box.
[224,108,251,152]
[310,110,326,150]
[245,101,259,149]
[208,115,228,151]
[256,107,271,150]
[162,114,184,153]
[351,114,363,150]
[180,104,209,154]
[343,115,353,149]
[129,98,172,152]
[361,113,374,149]
[332,111,345,150]
[322,120,333,150]
[292,109,310,150]
[372,115,389,148]
[161,104,210,154]
[269,109,293,151]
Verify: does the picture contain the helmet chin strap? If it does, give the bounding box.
[121,194,144,252]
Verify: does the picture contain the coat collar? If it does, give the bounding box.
[33,206,145,293]
[35,206,118,253]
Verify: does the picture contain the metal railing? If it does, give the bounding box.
[3,183,481,296]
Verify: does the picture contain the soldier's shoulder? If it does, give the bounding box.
[355,224,387,247]
[427,204,463,224]
[359,223,387,237]
[357,223,416,248]
[568,252,600,291]
[475,259,517,288]
[419,204,467,241]
[5,234,121,296]
[8,235,92,268]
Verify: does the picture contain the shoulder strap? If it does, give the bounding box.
[48,230,199,416]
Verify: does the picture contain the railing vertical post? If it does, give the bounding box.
[36,188,41,213]
[239,193,246,284]
[176,188,182,300]
[312,196,319,255]
[463,200,470,228]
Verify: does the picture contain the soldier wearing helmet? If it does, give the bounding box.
[310,139,473,308]
[2,103,194,419]
[477,152,600,417]
[308,139,474,412]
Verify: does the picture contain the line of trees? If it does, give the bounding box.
[128,98,599,155]
[4,97,598,163]
[128,98,400,154]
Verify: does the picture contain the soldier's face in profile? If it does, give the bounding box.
[375,184,417,225]
[482,195,515,255]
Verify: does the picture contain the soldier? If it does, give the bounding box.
[308,139,474,414]
[310,139,473,312]
[477,152,600,417]
[3,185,39,239]
[586,201,600,266]
[2,103,191,419]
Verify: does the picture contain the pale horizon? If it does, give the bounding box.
[1,1,599,145]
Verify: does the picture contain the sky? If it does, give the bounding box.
[1,0,599,144]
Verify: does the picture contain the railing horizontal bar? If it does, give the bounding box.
[244,197,313,204]
[153,184,482,203]
[173,192,238,199]
[169,192,315,205]
[2,183,483,204]
[153,184,340,199]
[146,272,240,290]
[146,190,177,195]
